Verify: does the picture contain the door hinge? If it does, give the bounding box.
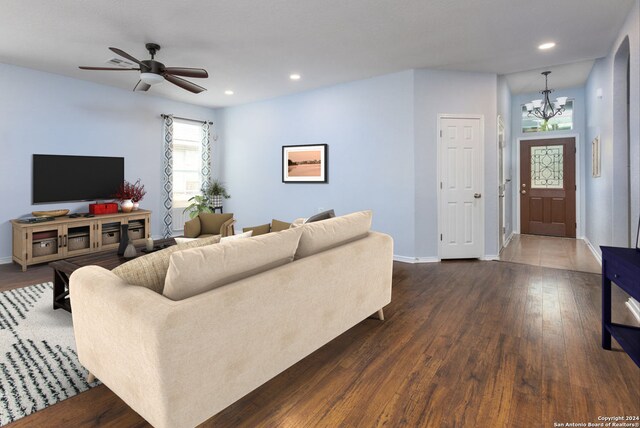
[25,232,28,239]
[440,182,443,189]
[574,147,576,154]
[575,185,577,190]
[439,130,442,138]
[440,234,443,241]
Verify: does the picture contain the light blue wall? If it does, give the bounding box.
[510,86,587,237]
[0,62,216,262]
[414,69,499,257]
[585,0,640,252]
[216,71,417,257]
[218,68,500,259]
[497,75,513,241]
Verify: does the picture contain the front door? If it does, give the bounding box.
[520,138,576,238]
[439,116,484,259]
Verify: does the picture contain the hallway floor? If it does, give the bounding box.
[500,234,601,274]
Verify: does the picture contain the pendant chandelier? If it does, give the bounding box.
[525,71,568,122]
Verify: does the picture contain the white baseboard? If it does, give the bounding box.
[393,255,440,264]
[625,298,640,323]
[0,256,13,265]
[481,254,500,261]
[504,231,515,248]
[583,236,602,265]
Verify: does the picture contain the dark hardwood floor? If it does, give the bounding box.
[1,260,638,427]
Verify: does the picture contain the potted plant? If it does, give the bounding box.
[114,179,146,213]
[183,180,231,219]
[130,179,147,210]
[204,180,231,208]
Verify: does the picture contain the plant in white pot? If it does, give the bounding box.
[204,180,230,209]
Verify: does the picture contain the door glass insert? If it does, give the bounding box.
[531,145,564,189]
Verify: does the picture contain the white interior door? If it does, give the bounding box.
[439,116,484,259]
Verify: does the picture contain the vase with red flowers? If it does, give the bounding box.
[114,179,146,213]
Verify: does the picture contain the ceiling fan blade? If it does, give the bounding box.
[133,80,151,92]
[164,74,206,94]
[164,67,208,78]
[79,66,140,71]
[109,47,149,70]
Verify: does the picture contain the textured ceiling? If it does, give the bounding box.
[0,0,634,107]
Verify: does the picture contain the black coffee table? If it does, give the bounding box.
[49,238,175,312]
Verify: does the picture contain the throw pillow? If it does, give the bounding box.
[290,218,306,228]
[242,223,271,236]
[220,230,253,242]
[112,235,221,294]
[271,219,291,232]
[295,210,372,259]
[163,227,303,301]
[304,209,335,224]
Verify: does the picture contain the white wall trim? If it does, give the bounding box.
[583,236,602,265]
[437,114,485,260]
[503,231,515,249]
[481,254,500,261]
[515,133,582,237]
[394,255,440,264]
[0,256,13,265]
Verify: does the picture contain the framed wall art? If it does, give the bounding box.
[282,144,328,183]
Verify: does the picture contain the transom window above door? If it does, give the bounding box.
[522,100,574,133]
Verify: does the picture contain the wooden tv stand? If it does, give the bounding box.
[11,210,151,271]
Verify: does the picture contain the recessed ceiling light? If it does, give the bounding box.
[289,74,301,80]
[538,42,556,50]
[224,90,234,95]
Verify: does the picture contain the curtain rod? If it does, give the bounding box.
[161,114,213,125]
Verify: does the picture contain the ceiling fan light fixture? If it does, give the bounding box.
[140,72,164,85]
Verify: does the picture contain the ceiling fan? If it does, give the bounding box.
[79,43,208,94]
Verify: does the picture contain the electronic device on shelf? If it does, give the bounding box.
[69,213,82,218]
[32,154,124,204]
[17,216,55,224]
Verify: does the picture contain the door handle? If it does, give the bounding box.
[521,190,527,194]
[474,193,482,199]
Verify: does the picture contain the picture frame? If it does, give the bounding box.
[282,144,328,183]
[592,135,601,178]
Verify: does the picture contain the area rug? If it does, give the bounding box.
[0,282,99,425]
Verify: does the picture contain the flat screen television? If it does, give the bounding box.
[33,154,124,203]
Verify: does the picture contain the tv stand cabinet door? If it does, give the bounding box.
[27,224,66,265]
[95,218,125,252]
[65,221,96,257]
[125,213,151,244]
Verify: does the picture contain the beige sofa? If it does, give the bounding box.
[70,211,393,428]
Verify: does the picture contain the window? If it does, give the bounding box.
[530,145,564,189]
[521,100,574,133]
[172,120,203,207]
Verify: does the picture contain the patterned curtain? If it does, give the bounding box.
[201,122,212,185]
[162,115,174,238]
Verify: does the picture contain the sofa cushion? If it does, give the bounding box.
[271,219,291,232]
[163,227,303,301]
[112,235,221,294]
[295,210,372,259]
[199,213,233,235]
[242,223,271,236]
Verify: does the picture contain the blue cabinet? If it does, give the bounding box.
[601,246,640,368]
